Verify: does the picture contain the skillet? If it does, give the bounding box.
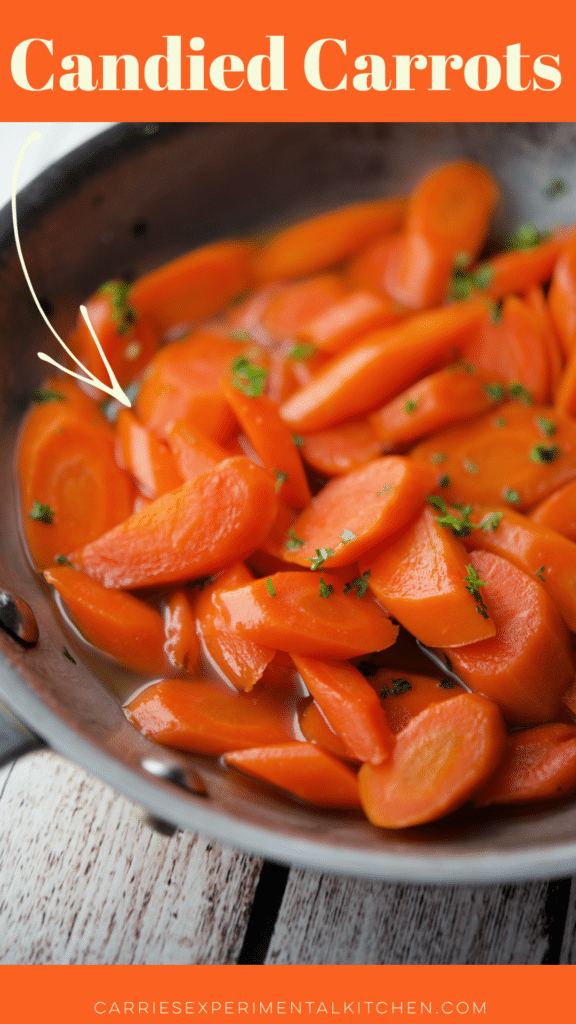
[2,120,576,882]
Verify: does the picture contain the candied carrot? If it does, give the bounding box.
[279,299,488,433]
[530,478,576,542]
[410,403,576,511]
[298,289,406,354]
[299,419,384,477]
[130,240,254,335]
[474,723,576,807]
[548,234,576,358]
[360,506,496,647]
[524,285,565,399]
[441,550,574,726]
[261,274,347,338]
[346,232,403,295]
[482,229,573,301]
[127,678,294,756]
[369,669,465,734]
[284,456,435,569]
[461,296,550,404]
[71,457,278,589]
[298,700,357,760]
[44,566,165,675]
[358,693,506,828]
[292,655,393,765]
[164,589,200,672]
[214,571,398,660]
[165,421,229,484]
[116,409,184,498]
[253,196,407,283]
[369,364,500,450]
[224,743,361,809]
[195,563,275,692]
[219,377,311,509]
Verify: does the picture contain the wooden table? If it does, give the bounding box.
[1,750,575,965]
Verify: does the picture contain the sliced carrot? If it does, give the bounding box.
[44,566,165,675]
[360,506,497,647]
[126,678,294,756]
[441,550,574,726]
[299,419,384,477]
[214,571,398,660]
[130,240,254,335]
[369,365,500,450]
[195,563,275,692]
[261,274,347,338]
[462,504,576,632]
[358,693,506,828]
[385,161,499,310]
[549,234,576,358]
[224,743,361,809]
[461,296,550,404]
[482,229,573,301]
[135,331,259,441]
[253,197,407,283]
[165,421,229,484]
[164,589,200,672]
[67,280,160,387]
[298,289,406,354]
[225,282,286,346]
[284,456,436,569]
[18,401,135,571]
[346,232,403,295]
[219,377,311,509]
[116,408,184,498]
[410,403,576,511]
[553,342,576,417]
[70,457,278,589]
[29,375,105,419]
[279,299,489,433]
[298,700,357,760]
[530,478,576,542]
[524,285,565,399]
[292,655,393,765]
[474,723,576,807]
[369,669,465,734]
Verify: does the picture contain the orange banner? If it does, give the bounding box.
[1,964,575,1023]
[1,0,575,121]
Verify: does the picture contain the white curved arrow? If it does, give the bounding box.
[12,133,131,407]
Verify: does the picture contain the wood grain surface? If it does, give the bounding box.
[1,752,575,965]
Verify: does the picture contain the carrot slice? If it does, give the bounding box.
[462,296,550,404]
[44,566,165,675]
[18,402,135,571]
[126,678,294,756]
[284,457,436,569]
[298,700,357,760]
[346,232,403,295]
[549,233,576,358]
[358,693,506,828]
[279,299,488,433]
[70,457,278,589]
[474,723,576,807]
[292,655,393,765]
[135,331,262,442]
[360,507,497,647]
[219,377,311,509]
[67,280,160,387]
[524,285,565,399]
[462,504,576,632]
[485,230,574,303]
[130,240,254,335]
[410,403,576,511]
[370,669,465,734]
[253,197,407,283]
[261,274,347,338]
[298,289,406,354]
[224,743,361,809]
[164,590,200,672]
[530,478,576,542]
[369,365,500,450]
[165,421,229,484]
[299,419,384,477]
[195,563,275,692]
[214,571,398,660]
[116,409,184,498]
[440,550,574,726]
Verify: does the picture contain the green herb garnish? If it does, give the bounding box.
[287,343,317,362]
[543,178,568,200]
[273,469,289,493]
[319,576,334,599]
[427,496,474,538]
[505,223,547,251]
[529,443,562,464]
[32,387,65,403]
[536,417,557,438]
[404,398,419,415]
[431,452,448,464]
[377,484,392,496]
[309,547,335,571]
[55,554,73,566]
[231,356,268,397]
[503,487,520,504]
[266,577,277,598]
[490,300,503,324]
[438,474,451,489]
[463,459,479,475]
[99,280,136,336]
[479,511,503,533]
[484,382,504,402]
[292,434,304,448]
[438,679,455,690]
[536,565,547,582]
[343,570,370,598]
[29,501,55,524]
[508,382,533,405]
[230,329,253,341]
[464,563,489,619]
[285,528,305,551]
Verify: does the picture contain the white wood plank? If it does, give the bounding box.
[0,750,262,964]
[266,869,560,965]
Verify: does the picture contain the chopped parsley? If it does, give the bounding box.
[439,679,455,690]
[231,356,268,397]
[309,547,334,571]
[484,382,505,403]
[536,417,557,438]
[292,434,305,448]
[449,258,494,301]
[505,223,547,251]
[55,554,73,566]
[98,280,136,336]
[29,501,55,524]
[490,300,503,324]
[529,443,562,464]
[463,459,479,475]
[287,343,317,362]
[319,576,334,599]
[273,469,289,493]
[536,565,547,582]
[404,398,419,415]
[464,563,489,619]
[285,528,305,551]
[380,678,412,699]
[494,416,507,428]
[427,496,474,538]
[503,487,520,504]
[339,529,356,545]
[479,511,503,533]
[266,577,277,598]
[31,387,65,403]
[438,474,451,489]
[343,570,370,598]
[508,382,533,405]
[431,452,447,464]
[377,484,392,496]
[543,178,568,200]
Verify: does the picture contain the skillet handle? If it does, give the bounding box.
[0,698,44,767]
